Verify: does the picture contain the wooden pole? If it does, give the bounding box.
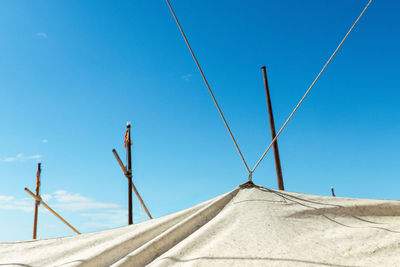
[126,123,133,225]
[25,187,80,235]
[113,149,153,219]
[32,163,41,239]
[261,66,284,190]
[112,149,128,176]
[131,183,153,219]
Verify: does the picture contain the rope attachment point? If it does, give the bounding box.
[248,171,253,182]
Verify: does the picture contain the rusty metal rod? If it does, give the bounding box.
[113,149,153,219]
[33,163,41,239]
[261,66,284,190]
[126,123,133,225]
[331,186,336,197]
[25,187,80,235]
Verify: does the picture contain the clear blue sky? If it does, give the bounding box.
[1,0,399,241]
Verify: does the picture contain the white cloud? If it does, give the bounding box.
[0,195,14,202]
[52,190,119,211]
[27,155,41,160]
[0,196,33,212]
[41,139,48,143]
[0,190,148,232]
[181,74,192,81]
[80,209,127,230]
[0,190,120,214]
[53,190,88,203]
[81,222,115,229]
[0,153,41,163]
[36,32,47,38]
[41,194,52,202]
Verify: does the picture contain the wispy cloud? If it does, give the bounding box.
[181,74,192,82]
[36,32,47,38]
[0,191,120,213]
[52,190,119,211]
[1,190,146,231]
[81,209,127,230]
[0,195,14,202]
[0,195,33,212]
[50,191,135,230]
[41,139,48,143]
[41,194,52,202]
[0,153,41,163]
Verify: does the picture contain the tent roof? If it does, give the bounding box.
[1,185,399,266]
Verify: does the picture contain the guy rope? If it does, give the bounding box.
[167,0,373,183]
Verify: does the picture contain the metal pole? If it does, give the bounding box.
[25,188,80,235]
[33,162,41,239]
[126,123,133,225]
[261,66,284,190]
[331,186,336,197]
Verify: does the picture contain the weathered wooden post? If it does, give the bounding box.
[261,66,284,190]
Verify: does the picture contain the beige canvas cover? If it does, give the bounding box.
[1,185,399,266]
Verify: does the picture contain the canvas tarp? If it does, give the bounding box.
[1,185,399,266]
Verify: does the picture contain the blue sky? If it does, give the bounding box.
[1,0,399,241]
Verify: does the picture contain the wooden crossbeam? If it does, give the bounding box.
[25,187,80,235]
[113,148,153,220]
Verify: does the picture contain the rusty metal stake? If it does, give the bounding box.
[331,186,336,197]
[261,66,284,190]
[32,163,41,239]
[25,187,80,235]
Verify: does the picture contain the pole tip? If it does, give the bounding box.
[261,66,266,70]
[126,121,131,128]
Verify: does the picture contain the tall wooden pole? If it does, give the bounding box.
[33,162,41,239]
[126,123,133,225]
[261,66,284,190]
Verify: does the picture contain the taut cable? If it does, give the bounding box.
[166,0,251,174]
[251,0,373,175]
